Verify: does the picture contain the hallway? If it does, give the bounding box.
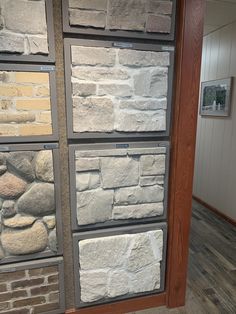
[129,200,236,314]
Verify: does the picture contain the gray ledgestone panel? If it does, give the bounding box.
[71,45,171,134]
[68,0,174,34]
[0,149,58,262]
[0,0,49,56]
[74,146,168,226]
[78,229,163,303]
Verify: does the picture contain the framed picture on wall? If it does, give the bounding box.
[200,78,233,117]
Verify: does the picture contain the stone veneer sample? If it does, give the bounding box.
[0,260,62,313]
[74,145,167,226]
[0,0,49,56]
[77,229,164,304]
[70,45,170,134]
[0,149,58,262]
[0,71,53,137]
[68,0,174,34]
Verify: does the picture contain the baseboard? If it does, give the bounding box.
[193,195,236,226]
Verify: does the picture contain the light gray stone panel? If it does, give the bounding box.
[97,84,132,97]
[71,46,116,67]
[146,1,173,15]
[72,82,96,97]
[146,14,172,33]
[69,9,106,28]
[119,99,167,111]
[140,155,166,176]
[140,175,164,187]
[75,158,100,172]
[0,32,25,53]
[118,49,170,67]
[113,203,164,219]
[72,67,130,81]
[69,0,108,11]
[27,35,49,55]
[115,185,164,205]
[100,157,139,189]
[76,172,100,192]
[77,189,114,225]
[108,270,129,298]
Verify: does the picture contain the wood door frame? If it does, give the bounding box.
[65,0,204,312]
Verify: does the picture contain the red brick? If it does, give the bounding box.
[0,270,26,283]
[31,284,59,296]
[48,274,59,284]
[0,301,10,311]
[0,284,7,292]
[0,309,30,314]
[33,302,59,314]
[11,278,44,290]
[13,296,45,307]
[49,292,59,303]
[28,266,58,277]
[0,290,27,302]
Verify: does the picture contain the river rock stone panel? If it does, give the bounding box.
[68,0,174,34]
[71,45,170,135]
[0,0,49,56]
[0,149,58,262]
[74,146,168,226]
[0,71,53,137]
[0,261,62,313]
[78,229,164,303]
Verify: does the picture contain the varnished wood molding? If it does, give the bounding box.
[65,293,166,314]
[193,195,236,226]
[166,0,205,308]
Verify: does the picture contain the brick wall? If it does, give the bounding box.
[0,71,52,137]
[0,0,49,56]
[0,264,60,314]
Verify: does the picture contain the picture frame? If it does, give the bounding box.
[200,78,233,117]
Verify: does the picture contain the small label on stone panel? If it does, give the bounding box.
[113,42,133,49]
[116,144,129,149]
[44,143,58,149]
[0,146,10,152]
[161,46,175,52]
[40,66,55,72]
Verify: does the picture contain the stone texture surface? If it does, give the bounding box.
[74,147,167,225]
[78,229,163,303]
[0,264,60,313]
[71,45,170,134]
[0,71,52,137]
[0,0,49,55]
[0,150,58,261]
[68,0,173,34]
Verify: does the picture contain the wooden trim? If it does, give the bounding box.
[166,0,205,308]
[193,195,236,226]
[65,293,166,314]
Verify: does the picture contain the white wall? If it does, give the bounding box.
[193,21,236,221]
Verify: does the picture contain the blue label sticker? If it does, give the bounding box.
[116,144,129,149]
[40,66,55,72]
[113,42,133,49]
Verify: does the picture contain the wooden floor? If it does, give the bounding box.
[128,200,236,314]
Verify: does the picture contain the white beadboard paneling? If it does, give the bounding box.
[194,21,236,221]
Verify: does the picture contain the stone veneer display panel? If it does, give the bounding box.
[0,257,65,314]
[66,40,173,138]
[70,143,169,229]
[73,224,166,307]
[0,144,62,264]
[0,0,55,62]
[63,0,176,40]
[0,66,58,142]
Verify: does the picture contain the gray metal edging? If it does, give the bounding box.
[69,141,170,232]
[72,222,167,309]
[64,38,175,140]
[0,0,55,63]
[0,63,59,143]
[62,0,176,42]
[0,256,65,314]
[0,143,63,265]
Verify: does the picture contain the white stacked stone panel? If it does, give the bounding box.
[0,0,49,56]
[71,45,170,134]
[74,146,168,226]
[68,0,174,34]
[78,228,164,303]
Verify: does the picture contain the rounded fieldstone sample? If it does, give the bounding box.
[43,215,56,229]
[35,150,54,183]
[48,228,57,253]
[3,214,36,228]
[0,172,27,199]
[0,165,7,175]
[1,221,48,255]
[1,200,16,218]
[17,183,55,216]
[7,152,35,182]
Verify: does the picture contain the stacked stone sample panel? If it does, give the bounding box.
[70,142,169,229]
[0,257,65,314]
[0,66,58,142]
[73,224,166,307]
[0,0,55,62]
[65,40,173,138]
[64,0,176,40]
[0,144,62,264]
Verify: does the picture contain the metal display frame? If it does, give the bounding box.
[73,222,167,309]
[0,143,63,265]
[69,141,170,231]
[0,257,65,314]
[0,63,59,143]
[0,0,55,63]
[64,38,175,139]
[62,0,177,42]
